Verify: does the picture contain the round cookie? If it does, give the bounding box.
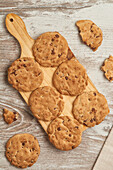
[53,58,88,96]
[6,133,40,168]
[47,116,82,151]
[8,57,44,92]
[32,32,68,67]
[72,91,110,127]
[29,86,64,121]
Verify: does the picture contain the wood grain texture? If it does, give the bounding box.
[0,1,113,170]
[0,0,113,10]
[0,0,113,9]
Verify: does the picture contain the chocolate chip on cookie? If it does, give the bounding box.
[101,56,113,82]
[8,57,43,92]
[53,58,88,96]
[3,108,19,124]
[32,32,69,67]
[76,20,103,51]
[72,91,110,127]
[47,116,82,151]
[29,86,64,121]
[6,133,40,168]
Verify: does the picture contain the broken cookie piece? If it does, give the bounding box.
[76,20,103,51]
[101,56,113,82]
[3,108,19,124]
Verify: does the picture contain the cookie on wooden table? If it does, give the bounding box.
[33,32,69,67]
[6,133,40,168]
[101,55,113,82]
[3,108,19,124]
[29,86,64,121]
[53,58,88,96]
[8,57,43,92]
[47,116,82,151]
[76,20,103,51]
[72,91,110,127]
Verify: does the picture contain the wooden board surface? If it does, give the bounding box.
[0,1,113,170]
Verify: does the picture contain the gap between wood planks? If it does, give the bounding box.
[92,125,113,170]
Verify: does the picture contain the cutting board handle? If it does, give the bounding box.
[5,13,34,58]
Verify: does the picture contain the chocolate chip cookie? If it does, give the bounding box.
[6,133,40,168]
[29,86,64,121]
[76,20,103,51]
[53,58,88,96]
[47,116,82,151]
[33,32,69,67]
[8,57,43,92]
[101,55,113,81]
[72,91,110,127]
[3,108,19,124]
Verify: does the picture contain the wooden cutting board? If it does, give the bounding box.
[5,13,97,135]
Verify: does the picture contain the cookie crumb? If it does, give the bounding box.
[101,56,113,82]
[3,108,19,124]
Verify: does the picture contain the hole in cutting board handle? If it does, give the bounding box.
[10,18,13,22]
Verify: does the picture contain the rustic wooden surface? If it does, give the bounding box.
[0,1,113,170]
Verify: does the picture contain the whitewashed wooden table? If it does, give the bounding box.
[0,1,113,170]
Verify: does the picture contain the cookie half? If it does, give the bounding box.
[53,58,88,96]
[6,133,40,168]
[32,32,69,67]
[29,86,64,121]
[101,55,113,81]
[76,20,103,51]
[8,57,44,92]
[47,116,82,151]
[72,91,110,127]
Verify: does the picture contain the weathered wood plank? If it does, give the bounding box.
[0,3,113,170]
[93,126,113,170]
[0,0,111,10]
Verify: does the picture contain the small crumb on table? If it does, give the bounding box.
[101,55,113,82]
[3,108,19,124]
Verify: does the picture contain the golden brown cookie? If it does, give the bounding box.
[76,20,103,51]
[47,116,82,151]
[6,133,40,168]
[53,58,88,96]
[29,86,64,121]
[3,108,19,124]
[8,57,43,92]
[72,91,110,127]
[101,56,113,81]
[32,32,69,67]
